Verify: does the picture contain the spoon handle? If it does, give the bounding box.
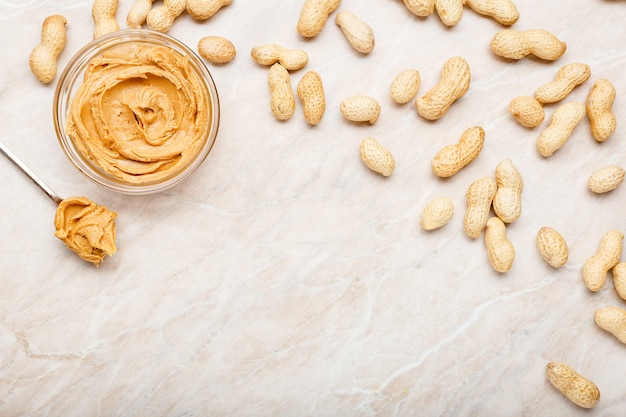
[0,141,63,205]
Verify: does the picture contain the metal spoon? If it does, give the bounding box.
[0,141,63,205]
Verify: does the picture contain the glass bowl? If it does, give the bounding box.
[53,29,220,194]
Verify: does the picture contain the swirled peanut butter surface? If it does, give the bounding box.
[66,43,210,183]
[54,196,117,266]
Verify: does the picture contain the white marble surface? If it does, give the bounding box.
[1,0,626,415]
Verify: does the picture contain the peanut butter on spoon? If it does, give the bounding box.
[0,142,117,266]
[54,197,117,266]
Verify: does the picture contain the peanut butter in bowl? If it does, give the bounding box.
[54,30,220,194]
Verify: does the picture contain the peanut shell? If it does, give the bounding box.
[464,0,519,26]
[268,63,295,121]
[297,0,341,38]
[612,263,626,302]
[491,29,566,61]
[587,78,617,142]
[29,15,67,84]
[509,96,545,128]
[297,71,326,125]
[493,159,522,223]
[251,44,309,71]
[341,95,381,124]
[464,177,497,239]
[198,36,236,64]
[415,56,470,121]
[435,0,463,26]
[359,138,395,176]
[431,126,484,178]
[335,10,374,54]
[583,230,624,292]
[536,102,585,158]
[421,197,454,231]
[484,217,515,273]
[587,165,625,194]
[402,0,435,16]
[186,0,232,20]
[390,69,421,104]
[536,227,568,268]
[534,63,591,104]
[594,306,626,345]
[546,362,600,409]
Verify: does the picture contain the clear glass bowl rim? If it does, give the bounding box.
[53,29,220,195]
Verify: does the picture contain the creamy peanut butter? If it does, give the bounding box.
[66,43,210,183]
[54,196,117,266]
